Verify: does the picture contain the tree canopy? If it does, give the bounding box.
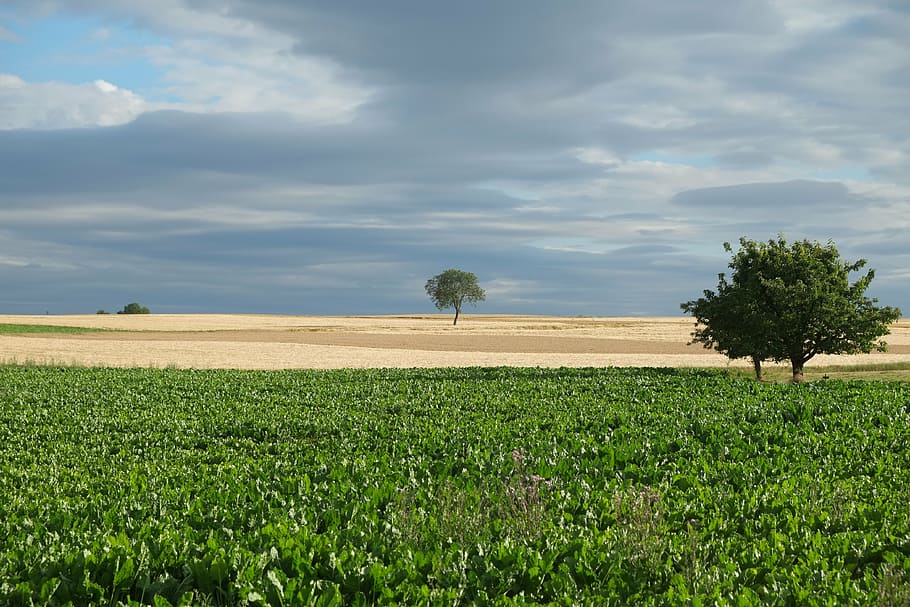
[681,236,901,381]
[118,302,150,315]
[425,269,485,325]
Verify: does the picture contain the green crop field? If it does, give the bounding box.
[1,366,909,606]
[0,324,106,334]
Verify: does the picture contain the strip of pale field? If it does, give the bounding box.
[0,314,699,338]
[1,314,908,370]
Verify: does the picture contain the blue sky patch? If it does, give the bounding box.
[0,13,167,95]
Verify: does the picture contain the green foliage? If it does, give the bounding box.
[2,366,910,605]
[682,236,902,381]
[118,302,150,314]
[424,269,485,325]
[0,324,104,334]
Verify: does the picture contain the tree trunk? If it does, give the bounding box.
[453,305,460,325]
[752,357,763,381]
[791,359,805,383]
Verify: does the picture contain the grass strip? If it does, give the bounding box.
[721,360,910,382]
[0,323,107,334]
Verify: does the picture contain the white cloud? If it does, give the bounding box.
[0,74,145,129]
[0,74,25,88]
[145,39,371,124]
[618,104,698,130]
[0,256,29,267]
[573,146,622,167]
[92,79,119,94]
[0,202,311,232]
[769,0,879,32]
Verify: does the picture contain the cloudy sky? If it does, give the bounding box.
[1,1,907,316]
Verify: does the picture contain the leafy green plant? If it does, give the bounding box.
[1,366,909,604]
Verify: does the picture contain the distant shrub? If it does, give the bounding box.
[117,303,150,314]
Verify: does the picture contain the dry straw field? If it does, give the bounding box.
[2,314,909,371]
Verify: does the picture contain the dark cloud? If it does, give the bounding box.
[0,109,607,199]
[224,1,776,85]
[671,180,854,209]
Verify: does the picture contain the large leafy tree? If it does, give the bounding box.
[681,264,772,380]
[425,269,485,325]
[682,237,901,382]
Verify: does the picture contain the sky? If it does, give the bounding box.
[0,1,908,316]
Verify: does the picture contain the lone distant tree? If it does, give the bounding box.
[118,302,150,315]
[682,237,901,382]
[425,269,485,325]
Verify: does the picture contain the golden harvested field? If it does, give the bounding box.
[1,314,909,371]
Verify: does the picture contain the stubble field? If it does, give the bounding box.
[2,314,909,372]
